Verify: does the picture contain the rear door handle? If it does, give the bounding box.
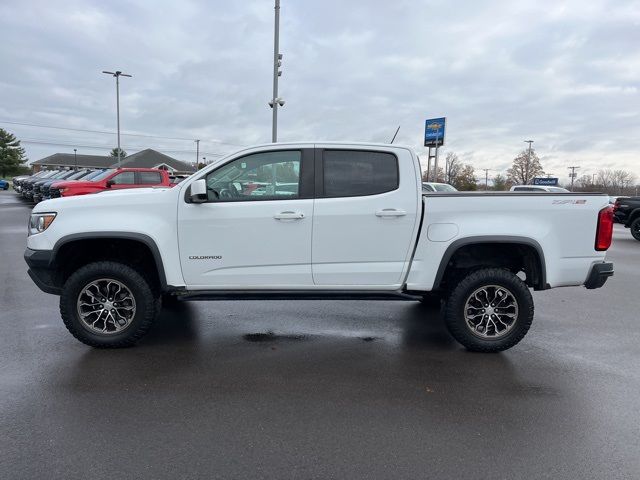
[274,211,305,220]
[375,209,407,217]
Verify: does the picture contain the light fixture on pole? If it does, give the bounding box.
[102,70,132,168]
[73,148,77,171]
[269,0,284,142]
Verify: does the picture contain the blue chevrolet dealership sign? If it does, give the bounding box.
[533,177,559,186]
[424,117,446,147]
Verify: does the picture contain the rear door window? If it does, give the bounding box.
[322,150,398,197]
[138,172,162,184]
[111,171,136,185]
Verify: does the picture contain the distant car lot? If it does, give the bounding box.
[0,188,638,478]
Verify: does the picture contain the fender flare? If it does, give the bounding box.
[432,235,548,290]
[52,232,167,289]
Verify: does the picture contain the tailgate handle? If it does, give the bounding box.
[375,209,406,217]
[274,211,305,220]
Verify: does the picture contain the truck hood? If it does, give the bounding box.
[33,186,178,213]
[51,179,100,189]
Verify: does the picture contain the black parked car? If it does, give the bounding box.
[614,197,640,241]
[24,170,75,201]
[35,169,96,202]
[32,170,82,202]
[21,170,63,200]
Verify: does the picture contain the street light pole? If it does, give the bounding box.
[524,140,533,184]
[102,70,132,168]
[73,148,77,171]
[270,0,284,142]
[195,139,200,167]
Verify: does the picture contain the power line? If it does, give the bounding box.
[0,119,245,147]
[19,138,224,157]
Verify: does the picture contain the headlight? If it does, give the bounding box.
[28,213,56,235]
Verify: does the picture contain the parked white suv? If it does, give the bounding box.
[510,185,570,192]
[25,143,614,352]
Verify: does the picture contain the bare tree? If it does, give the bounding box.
[444,152,460,185]
[590,169,637,195]
[507,149,544,185]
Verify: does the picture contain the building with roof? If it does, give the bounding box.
[30,149,195,175]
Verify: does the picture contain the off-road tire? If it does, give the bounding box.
[60,261,159,348]
[630,218,640,241]
[444,268,534,352]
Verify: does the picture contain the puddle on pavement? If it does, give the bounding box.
[243,331,307,342]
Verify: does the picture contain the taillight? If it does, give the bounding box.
[595,206,614,251]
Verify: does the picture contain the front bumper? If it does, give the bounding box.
[24,248,61,295]
[584,262,614,289]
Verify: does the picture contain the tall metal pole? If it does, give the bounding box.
[524,140,533,184]
[195,140,200,167]
[271,0,281,143]
[433,140,439,182]
[115,74,120,167]
[483,168,490,190]
[102,70,132,168]
[74,148,77,171]
[568,166,580,192]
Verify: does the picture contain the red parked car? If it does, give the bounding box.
[49,168,172,198]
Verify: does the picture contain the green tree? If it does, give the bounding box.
[452,164,478,191]
[492,173,511,191]
[109,147,127,158]
[0,128,27,177]
[507,149,544,185]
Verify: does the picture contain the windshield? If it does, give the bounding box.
[64,170,90,180]
[547,186,570,193]
[433,184,457,192]
[82,169,106,181]
[90,169,115,181]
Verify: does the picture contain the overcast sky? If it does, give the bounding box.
[1,0,638,182]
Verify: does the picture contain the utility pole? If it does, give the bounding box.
[195,139,200,167]
[524,140,534,184]
[482,168,490,190]
[73,148,77,171]
[568,166,580,192]
[269,0,284,142]
[592,173,597,185]
[102,70,132,168]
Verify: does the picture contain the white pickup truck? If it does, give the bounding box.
[25,143,615,352]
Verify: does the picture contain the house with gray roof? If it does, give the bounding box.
[31,149,195,174]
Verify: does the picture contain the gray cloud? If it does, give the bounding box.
[0,0,638,182]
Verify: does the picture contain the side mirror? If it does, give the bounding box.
[190,179,207,203]
[106,179,115,188]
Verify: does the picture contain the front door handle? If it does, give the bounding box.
[375,208,407,217]
[274,211,305,220]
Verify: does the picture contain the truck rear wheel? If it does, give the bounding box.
[630,218,640,241]
[60,261,159,348]
[443,268,533,352]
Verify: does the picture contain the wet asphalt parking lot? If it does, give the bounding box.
[1,189,639,479]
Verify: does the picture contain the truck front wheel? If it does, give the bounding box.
[60,261,159,348]
[443,268,534,352]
